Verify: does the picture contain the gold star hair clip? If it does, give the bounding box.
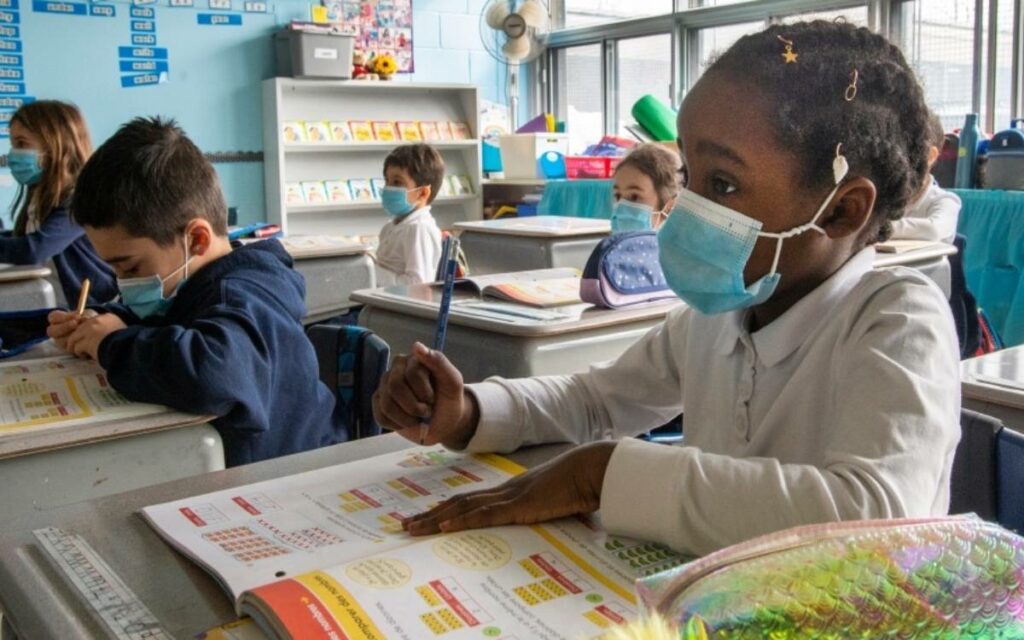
[778,35,798,64]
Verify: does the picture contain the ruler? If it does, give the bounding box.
[33,526,175,640]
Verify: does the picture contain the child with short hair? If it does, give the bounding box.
[376,21,961,556]
[374,143,444,286]
[890,114,962,244]
[0,100,116,305]
[610,143,682,233]
[47,117,345,467]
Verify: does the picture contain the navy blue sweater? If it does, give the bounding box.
[98,240,345,467]
[0,205,117,305]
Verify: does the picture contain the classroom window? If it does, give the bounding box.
[897,0,980,131]
[776,5,869,26]
[993,0,1016,128]
[616,34,673,136]
[563,0,674,28]
[695,21,764,80]
[561,44,605,153]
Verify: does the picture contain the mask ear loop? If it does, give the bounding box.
[761,143,850,274]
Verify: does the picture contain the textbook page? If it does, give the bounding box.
[140,447,524,605]
[0,356,166,434]
[240,517,689,640]
[438,268,583,307]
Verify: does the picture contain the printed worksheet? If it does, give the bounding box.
[0,356,166,433]
[140,447,526,604]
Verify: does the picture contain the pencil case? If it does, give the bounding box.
[580,231,676,308]
[635,515,1024,638]
[0,308,54,358]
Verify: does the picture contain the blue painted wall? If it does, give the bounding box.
[0,0,508,227]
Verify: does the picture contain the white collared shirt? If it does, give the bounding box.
[375,207,442,286]
[891,179,962,244]
[464,248,961,556]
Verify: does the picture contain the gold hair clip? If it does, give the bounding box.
[778,35,798,64]
[845,69,859,101]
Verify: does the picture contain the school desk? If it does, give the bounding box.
[1,342,224,519]
[873,242,957,298]
[961,346,1024,434]
[352,284,681,383]
[279,237,376,324]
[0,264,56,312]
[454,216,611,275]
[0,434,568,640]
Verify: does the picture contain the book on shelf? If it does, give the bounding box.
[347,179,375,202]
[329,121,353,143]
[372,121,398,142]
[284,183,305,205]
[418,121,441,141]
[324,180,353,203]
[437,178,453,197]
[441,267,584,308]
[140,447,687,640]
[396,121,422,142]
[304,121,331,144]
[281,121,306,144]
[300,181,328,204]
[349,121,375,142]
[450,121,473,140]
[437,121,454,141]
[370,178,386,200]
[447,175,473,196]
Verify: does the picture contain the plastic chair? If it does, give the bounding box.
[306,323,391,441]
[949,408,1024,533]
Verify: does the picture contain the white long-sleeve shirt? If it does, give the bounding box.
[375,207,442,286]
[890,179,962,244]
[463,248,961,556]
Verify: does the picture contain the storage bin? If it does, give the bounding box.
[565,156,621,179]
[498,133,569,179]
[274,28,354,79]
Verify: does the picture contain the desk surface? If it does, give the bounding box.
[872,242,957,268]
[0,264,50,283]
[1,343,213,460]
[0,434,567,639]
[352,284,682,337]
[454,216,611,238]
[961,346,1024,409]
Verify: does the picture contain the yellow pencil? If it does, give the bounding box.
[76,278,91,315]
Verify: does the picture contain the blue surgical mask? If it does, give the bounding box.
[611,200,654,233]
[117,236,194,318]
[8,149,43,186]
[658,151,849,315]
[380,185,421,217]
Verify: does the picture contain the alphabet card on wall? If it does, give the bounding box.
[320,0,413,72]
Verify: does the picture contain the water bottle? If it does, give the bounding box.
[954,113,981,189]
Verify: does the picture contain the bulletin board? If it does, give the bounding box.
[321,0,413,72]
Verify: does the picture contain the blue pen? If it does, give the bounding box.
[421,238,459,444]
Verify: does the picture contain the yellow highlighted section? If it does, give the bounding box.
[529,525,636,604]
[296,571,387,640]
[472,453,526,476]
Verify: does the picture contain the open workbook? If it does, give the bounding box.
[0,355,166,435]
[440,267,583,308]
[141,447,688,639]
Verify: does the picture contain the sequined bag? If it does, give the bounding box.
[636,516,1024,638]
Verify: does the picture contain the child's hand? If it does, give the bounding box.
[403,442,616,536]
[64,313,127,361]
[373,342,478,449]
[47,309,98,350]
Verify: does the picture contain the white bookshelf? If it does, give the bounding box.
[263,78,483,237]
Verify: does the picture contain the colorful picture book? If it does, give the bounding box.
[285,176,474,206]
[142,447,688,640]
[282,120,474,144]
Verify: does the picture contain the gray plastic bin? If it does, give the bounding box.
[274,28,354,79]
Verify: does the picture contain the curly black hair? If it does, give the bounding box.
[705,20,932,243]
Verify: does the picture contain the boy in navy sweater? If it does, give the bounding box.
[47,117,345,466]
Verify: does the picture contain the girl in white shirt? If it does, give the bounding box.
[373,21,961,556]
[891,115,962,244]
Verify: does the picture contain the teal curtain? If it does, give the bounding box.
[953,189,1024,346]
[538,180,614,219]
